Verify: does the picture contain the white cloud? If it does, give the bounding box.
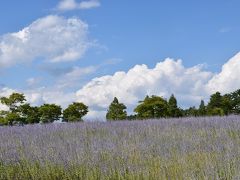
[207,52,240,94]
[26,77,42,87]
[2,53,240,120]
[0,86,76,111]
[75,52,240,118]
[24,88,77,108]
[57,0,100,11]
[76,58,213,116]
[0,15,93,68]
[56,66,97,88]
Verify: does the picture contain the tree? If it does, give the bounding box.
[0,93,27,124]
[184,106,198,117]
[127,114,137,120]
[227,89,240,114]
[221,95,232,115]
[207,92,231,116]
[5,113,24,125]
[63,102,88,122]
[198,100,206,116]
[106,97,127,120]
[168,94,182,117]
[0,111,8,125]
[209,108,224,116]
[38,104,62,123]
[0,93,26,113]
[207,92,222,109]
[19,104,40,124]
[134,95,168,119]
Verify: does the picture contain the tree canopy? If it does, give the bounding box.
[134,95,169,119]
[168,94,182,117]
[38,104,62,123]
[106,97,127,120]
[63,102,88,122]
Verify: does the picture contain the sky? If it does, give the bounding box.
[0,0,240,119]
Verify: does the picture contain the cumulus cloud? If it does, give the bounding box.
[207,52,240,94]
[24,88,77,108]
[0,15,93,68]
[2,53,240,120]
[75,52,240,117]
[57,0,100,11]
[0,85,76,111]
[76,58,214,115]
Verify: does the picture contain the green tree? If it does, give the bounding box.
[209,107,224,116]
[168,94,182,117]
[207,92,231,116]
[0,93,27,124]
[0,93,26,113]
[227,89,240,114]
[38,104,62,123]
[184,106,198,117]
[221,95,232,115]
[5,112,24,125]
[19,104,40,124]
[0,111,8,125]
[207,92,222,109]
[198,100,206,116]
[134,95,168,119]
[127,114,137,120]
[63,102,88,122]
[106,97,127,120]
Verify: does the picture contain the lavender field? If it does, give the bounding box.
[1,116,240,179]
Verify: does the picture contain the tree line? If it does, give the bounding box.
[0,93,88,125]
[0,89,240,125]
[106,89,240,120]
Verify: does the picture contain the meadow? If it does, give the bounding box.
[0,116,240,179]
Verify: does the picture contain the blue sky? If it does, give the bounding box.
[0,0,240,118]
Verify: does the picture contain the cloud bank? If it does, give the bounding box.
[57,0,100,11]
[0,15,92,68]
[207,52,240,94]
[76,59,213,114]
[1,51,240,119]
[75,53,240,118]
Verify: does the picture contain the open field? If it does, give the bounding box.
[1,116,240,179]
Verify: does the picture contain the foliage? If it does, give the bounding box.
[63,102,88,122]
[0,116,8,125]
[208,107,225,116]
[168,94,182,117]
[207,92,231,116]
[19,104,40,124]
[4,112,24,125]
[208,92,223,110]
[134,95,169,119]
[38,104,62,123]
[0,93,26,113]
[127,114,137,120]
[183,106,198,117]
[198,100,206,116]
[2,87,240,125]
[227,89,240,114]
[106,97,127,120]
